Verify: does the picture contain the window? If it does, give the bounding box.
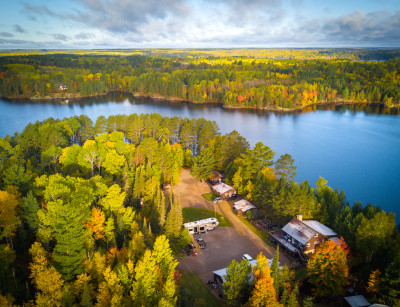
[315,233,318,237]
[306,243,310,247]
[189,229,193,232]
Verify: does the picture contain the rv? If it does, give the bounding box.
[184,218,219,235]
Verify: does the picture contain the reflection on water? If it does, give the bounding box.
[1,93,400,220]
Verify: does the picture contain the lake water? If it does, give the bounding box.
[1,93,400,220]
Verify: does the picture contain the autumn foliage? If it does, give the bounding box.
[307,240,349,297]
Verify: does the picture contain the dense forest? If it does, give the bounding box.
[0,113,399,306]
[0,49,400,110]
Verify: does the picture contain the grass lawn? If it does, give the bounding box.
[237,216,271,246]
[178,272,220,306]
[182,207,232,227]
[202,192,219,202]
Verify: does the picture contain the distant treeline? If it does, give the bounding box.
[0,51,400,109]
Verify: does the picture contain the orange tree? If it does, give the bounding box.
[307,240,349,297]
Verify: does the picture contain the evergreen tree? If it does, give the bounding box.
[164,197,183,239]
[223,259,251,306]
[191,147,215,180]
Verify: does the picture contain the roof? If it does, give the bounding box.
[183,218,219,228]
[213,258,272,283]
[282,218,317,245]
[233,199,257,212]
[302,220,338,237]
[344,295,370,307]
[210,170,224,180]
[212,183,236,195]
[269,231,300,253]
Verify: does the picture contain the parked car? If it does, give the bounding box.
[195,237,206,249]
[242,254,253,261]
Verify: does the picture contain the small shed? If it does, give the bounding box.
[233,199,257,216]
[211,183,237,199]
[344,295,370,307]
[209,170,224,184]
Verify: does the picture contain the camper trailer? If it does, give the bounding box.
[184,218,219,235]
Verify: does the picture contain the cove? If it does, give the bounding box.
[1,93,400,220]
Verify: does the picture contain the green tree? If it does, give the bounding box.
[223,258,251,306]
[380,259,400,306]
[275,154,296,181]
[191,147,215,180]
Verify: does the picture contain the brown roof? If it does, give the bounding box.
[209,170,224,180]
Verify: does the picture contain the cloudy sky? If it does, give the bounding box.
[0,0,399,49]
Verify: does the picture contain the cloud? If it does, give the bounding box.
[0,32,14,38]
[14,24,27,33]
[52,33,69,41]
[75,32,95,40]
[19,1,400,47]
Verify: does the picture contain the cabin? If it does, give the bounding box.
[183,218,219,235]
[211,182,237,199]
[233,199,257,216]
[209,170,224,184]
[269,214,338,259]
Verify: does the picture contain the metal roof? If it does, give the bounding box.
[302,220,337,237]
[233,199,257,212]
[282,218,317,245]
[344,295,370,307]
[212,183,236,195]
[213,258,271,282]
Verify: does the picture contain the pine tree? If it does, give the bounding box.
[271,245,283,294]
[164,197,183,240]
[191,147,215,180]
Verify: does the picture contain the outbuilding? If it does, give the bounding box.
[211,182,237,199]
[233,199,258,216]
[209,170,224,184]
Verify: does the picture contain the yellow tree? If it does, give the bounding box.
[307,240,349,297]
[366,269,382,295]
[248,265,282,307]
[29,242,64,307]
[0,190,21,240]
[85,207,106,240]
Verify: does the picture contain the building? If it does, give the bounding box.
[213,255,281,290]
[211,182,237,199]
[269,215,338,260]
[344,295,370,307]
[233,199,258,216]
[183,218,219,234]
[209,170,224,184]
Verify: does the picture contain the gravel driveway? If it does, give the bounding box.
[174,169,289,282]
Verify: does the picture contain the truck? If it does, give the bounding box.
[183,218,219,235]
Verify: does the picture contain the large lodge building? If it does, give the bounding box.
[269,214,339,261]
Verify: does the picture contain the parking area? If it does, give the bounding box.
[174,169,289,282]
[178,226,275,282]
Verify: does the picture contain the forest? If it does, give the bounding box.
[0,48,399,110]
[0,113,399,306]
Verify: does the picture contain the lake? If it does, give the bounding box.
[1,93,400,220]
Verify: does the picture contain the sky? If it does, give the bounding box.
[0,0,399,49]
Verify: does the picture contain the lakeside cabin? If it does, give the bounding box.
[233,199,258,216]
[209,170,224,184]
[183,218,219,235]
[211,182,237,199]
[269,214,339,260]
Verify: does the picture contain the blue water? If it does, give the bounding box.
[1,94,399,219]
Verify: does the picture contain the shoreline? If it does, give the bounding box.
[1,91,398,112]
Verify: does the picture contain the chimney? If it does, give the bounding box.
[296,214,303,221]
